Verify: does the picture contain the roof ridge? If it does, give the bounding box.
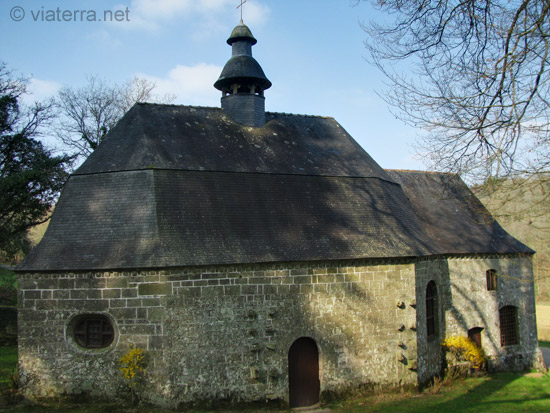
[386,168,456,176]
[135,102,333,119]
[136,102,219,110]
[266,111,333,120]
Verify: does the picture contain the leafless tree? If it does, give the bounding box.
[55,76,175,160]
[358,0,549,183]
[358,1,550,298]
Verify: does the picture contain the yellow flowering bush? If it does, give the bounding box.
[442,336,486,370]
[119,344,146,402]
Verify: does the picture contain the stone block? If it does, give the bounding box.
[290,269,310,276]
[105,278,128,288]
[293,276,313,284]
[87,289,102,299]
[126,299,143,307]
[110,307,137,319]
[108,299,127,308]
[35,300,58,310]
[242,285,258,295]
[74,278,92,289]
[138,283,171,296]
[144,275,161,283]
[179,287,201,298]
[23,290,41,300]
[36,279,58,290]
[119,324,155,335]
[387,271,401,280]
[201,286,225,297]
[142,298,161,307]
[102,289,121,299]
[147,307,164,322]
[58,279,75,289]
[250,277,268,285]
[344,273,361,283]
[316,275,335,284]
[121,288,138,298]
[201,273,221,280]
[70,290,88,299]
[224,286,241,296]
[52,290,70,300]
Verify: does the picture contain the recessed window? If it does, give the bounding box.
[426,281,438,338]
[486,269,497,291]
[73,315,114,349]
[499,306,519,346]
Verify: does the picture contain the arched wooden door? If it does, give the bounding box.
[288,337,320,408]
[468,327,484,348]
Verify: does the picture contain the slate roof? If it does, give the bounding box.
[386,170,533,255]
[74,104,392,179]
[18,104,532,272]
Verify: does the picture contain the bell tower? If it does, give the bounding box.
[214,23,272,127]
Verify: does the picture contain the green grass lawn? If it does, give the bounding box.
[2,344,550,412]
[329,373,550,412]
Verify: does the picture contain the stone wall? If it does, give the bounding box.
[414,254,541,385]
[17,254,541,407]
[445,255,541,371]
[18,259,418,408]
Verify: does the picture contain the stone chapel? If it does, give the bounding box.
[16,22,542,409]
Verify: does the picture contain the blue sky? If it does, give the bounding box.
[0,0,425,171]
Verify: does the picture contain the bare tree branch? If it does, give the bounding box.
[358,0,549,183]
[55,75,175,161]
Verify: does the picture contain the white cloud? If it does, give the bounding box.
[137,63,223,107]
[21,78,61,104]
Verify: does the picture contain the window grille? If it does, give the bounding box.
[73,315,114,349]
[426,281,437,338]
[499,306,518,346]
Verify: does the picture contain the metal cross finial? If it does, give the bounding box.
[237,0,247,23]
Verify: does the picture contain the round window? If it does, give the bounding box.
[72,315,114,349]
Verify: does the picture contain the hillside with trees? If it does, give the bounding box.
[474,177,550,303]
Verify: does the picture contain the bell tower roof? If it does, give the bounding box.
[227,23,257,45]
[214,23,271,92]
